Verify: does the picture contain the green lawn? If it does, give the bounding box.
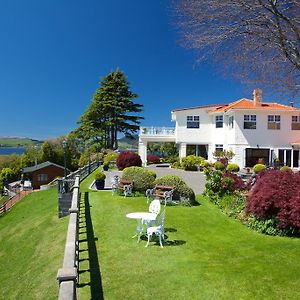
[0,188,68,299]
[78,175,300,300]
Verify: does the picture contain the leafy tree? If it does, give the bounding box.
[76,69,143,149]
[175,0,300,96]
[41,141,57,163]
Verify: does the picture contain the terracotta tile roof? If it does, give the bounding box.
[172,104,225,112]
[208,98,300,113]
[291,140,300,145]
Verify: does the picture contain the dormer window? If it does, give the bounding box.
[268,115,280,130]
[215,115,223,128]
[187,116,200,128]
[244,115,256,129]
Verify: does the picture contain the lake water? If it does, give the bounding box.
[0,147,26,155]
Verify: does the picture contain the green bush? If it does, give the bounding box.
[181,155,204,171]
[95,171,106,181]
[153,175,196,205]
[253,164,266,173]
[214,161,226,171]
[227,163,240,173]
[280,166,292,172]
[122,166,156,193]
[171,161,181,169]
[200,160,209,169]
[104,152,118,165]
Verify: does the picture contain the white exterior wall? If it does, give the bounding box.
[173,107,300,168]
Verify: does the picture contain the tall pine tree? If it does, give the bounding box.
[76,70,143,149]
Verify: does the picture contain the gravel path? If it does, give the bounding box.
[104,165,206,195]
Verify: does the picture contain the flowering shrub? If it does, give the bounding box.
[116,152,142,170]
[246,170,300,232]
[223,172,246,192]
[147,154,160,164]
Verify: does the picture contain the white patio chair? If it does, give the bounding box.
[148,199,161,215]
[145,209,166,248]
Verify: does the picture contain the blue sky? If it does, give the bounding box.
[0,0,273,140]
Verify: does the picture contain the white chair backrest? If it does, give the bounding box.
[157,209,166,227]
[149,199,161,214]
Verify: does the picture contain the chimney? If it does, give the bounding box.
[253,88,262,106]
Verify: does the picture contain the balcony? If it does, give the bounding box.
[139,127,175,136]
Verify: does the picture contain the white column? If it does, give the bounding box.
[179,143,187,162]
[138,139,147,166]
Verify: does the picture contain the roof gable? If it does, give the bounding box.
[22,161,65,173]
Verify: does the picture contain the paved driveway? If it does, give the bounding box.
[106,165,206,195]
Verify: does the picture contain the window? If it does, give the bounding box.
[215,115,223,128]
[228,116,234,128]
[187,116,200,128]
[37,174,48,182]
[291,116,300,130]
[268,115,280,130]
[215,144,223,154]
[244,115,256,129]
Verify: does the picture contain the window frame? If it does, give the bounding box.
[215,115,223,128]
[244,115,256,129]
[186,115,200,129]
[267,115,281,130]
[291,116,300,130]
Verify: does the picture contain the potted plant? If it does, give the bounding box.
[95,171,106,190]
[103,162,109,171]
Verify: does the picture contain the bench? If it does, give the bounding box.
[146,185,176,205]
[112,176,134,197]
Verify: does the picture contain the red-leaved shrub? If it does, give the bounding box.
[246,170,300,230]
[223,172,247,192]
[147,154,160,164]
[116,152,142,170]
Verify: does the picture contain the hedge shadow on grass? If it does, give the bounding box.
[77,192,104,300]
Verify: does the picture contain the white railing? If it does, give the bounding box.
[140,127,175,136]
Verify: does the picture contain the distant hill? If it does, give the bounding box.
[118,135,138,150]
[0,137,43,147]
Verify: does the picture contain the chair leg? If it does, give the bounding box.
[158,234,163,248]
[145,233,151,247]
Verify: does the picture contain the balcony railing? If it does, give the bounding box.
[140,127,175,136]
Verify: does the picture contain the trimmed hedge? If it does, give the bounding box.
[116,152,142,170]
[280,166,292,172]
[153,175,196,205]
[122,166,156,193]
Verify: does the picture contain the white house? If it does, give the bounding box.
[139,89,300,168]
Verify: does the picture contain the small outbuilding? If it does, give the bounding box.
[22,161,67,189]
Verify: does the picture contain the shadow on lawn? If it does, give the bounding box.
[77,192,104,300]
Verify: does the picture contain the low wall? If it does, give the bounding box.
[56,175,80,299]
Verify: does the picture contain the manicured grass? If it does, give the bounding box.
[78,175,300,299]
[0,188,68,299]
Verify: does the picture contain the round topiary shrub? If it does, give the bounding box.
[280,166,292,172]
[227,163,240,173]
[116,152,142,170]
[147,154,160,164]
[122,166,156,193]
[153,175,196,205]
[253,164,266,173]
[214,161,226,171]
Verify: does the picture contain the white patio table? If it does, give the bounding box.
[126,212,157,242]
